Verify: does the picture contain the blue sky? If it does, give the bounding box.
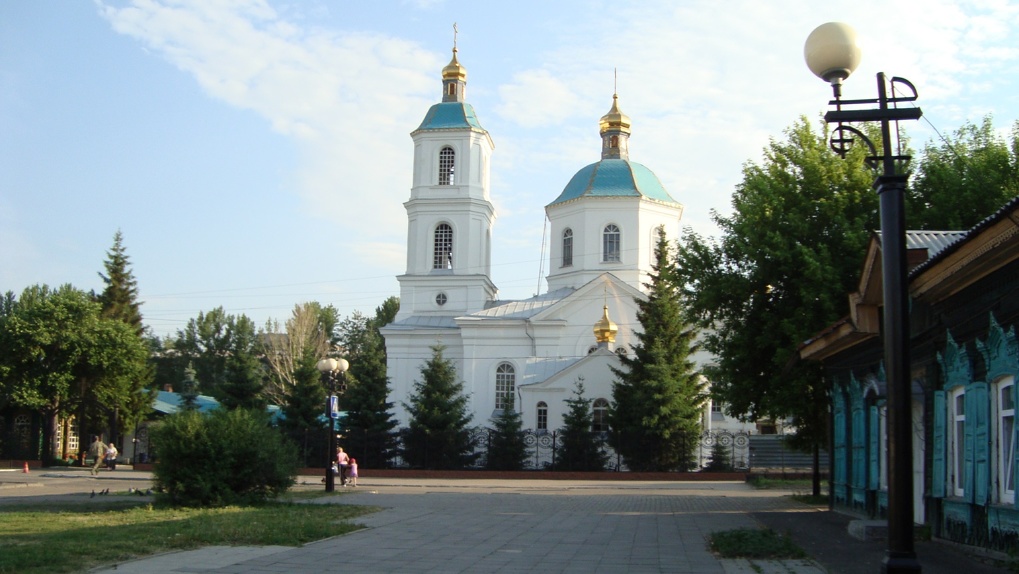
[3,0,1019,338]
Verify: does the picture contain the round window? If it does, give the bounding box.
[435,293,448,306]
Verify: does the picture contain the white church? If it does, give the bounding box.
[380,45,746,436]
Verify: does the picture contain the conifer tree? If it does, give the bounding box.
[180,362,200,411]
[702,440,734,472]
[97,230,144,335]
[485,395,528,470]
[337,298,400,468]
[556,379,609,471]
[609,226,706,471]
[219,314,266,411]
[400,345,476,469]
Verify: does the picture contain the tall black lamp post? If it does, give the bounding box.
[317,357,349,493]
[805,22,922,574]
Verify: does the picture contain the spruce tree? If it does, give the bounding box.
[337,300,399,468]
[609,226,706,471]
[279,357,327,467]
[400,345,476,469]
[702,440,735,472]
[557,379,609,471]
[219,315,266,411]
[180,362,200,411]
[97,230,144,335]
[485,395,528,471]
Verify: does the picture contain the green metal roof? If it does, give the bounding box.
[414,102,487,132]
[548,159,678,206]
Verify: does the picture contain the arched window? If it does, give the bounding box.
[496,363,515,410]
[602,224,620,262]
[592,399,609,432]
[439,147,455,185]
[562,228,573,267]
[433,223,453,269]
[536,402,548,431]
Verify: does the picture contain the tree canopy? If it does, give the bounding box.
[907,116,1019,230]
[675,117,878,457]
[0,284,150,461]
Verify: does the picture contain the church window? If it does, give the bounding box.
[433,224,453,269]
[562,228,573,267]
[603,224,620,262]
[447,83,456,96]
[537,402,548,431]
[435,292,447,306]
[439,147,455,185]
[610,135,619,148]
[592,399,609,432]
[496,363,515,410]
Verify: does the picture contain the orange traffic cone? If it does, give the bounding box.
[22,462,29,473]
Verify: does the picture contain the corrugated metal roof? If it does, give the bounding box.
[468,287,575,319]
[414,102,487,132]
[386,315,459,329]
[153,390,219,415]
[547,159,678,207]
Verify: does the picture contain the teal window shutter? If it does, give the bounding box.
[963,382,990,504]
[932,390,946,498]
[834,389,847,488]
[868,405,880,490]
[852,407,866,489]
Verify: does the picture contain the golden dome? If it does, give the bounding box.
[593,305,618,344]
[598,93,631,136]
[442,48,467,82]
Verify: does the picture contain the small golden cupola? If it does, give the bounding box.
[593,305,619,346]
[441,27,467,103]
[599,91,631,160]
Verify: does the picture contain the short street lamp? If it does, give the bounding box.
[805,22,922,574]
[317,357,349,493]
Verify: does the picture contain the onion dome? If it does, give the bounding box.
[599,93,631,138]
[442,48,467,82]
[593,305,619,344]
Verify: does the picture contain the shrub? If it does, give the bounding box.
[151,408,299,507]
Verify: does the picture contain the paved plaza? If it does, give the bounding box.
[0,468,1007,573]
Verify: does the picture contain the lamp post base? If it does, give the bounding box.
[881,552,921,573]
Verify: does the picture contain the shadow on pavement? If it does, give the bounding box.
[752,508,1009,574]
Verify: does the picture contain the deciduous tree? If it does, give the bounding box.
[907,116,1019,230]
[675,117,878,491]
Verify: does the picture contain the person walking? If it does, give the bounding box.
[336,447,350,486]
[347,458,358,487]
[88,436,105,476]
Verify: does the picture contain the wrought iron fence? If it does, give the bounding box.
[340,426,751,472]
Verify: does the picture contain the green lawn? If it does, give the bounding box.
[0,495,375,574]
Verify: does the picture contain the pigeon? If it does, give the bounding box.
[100,488,109,495]
[90,490,95,498]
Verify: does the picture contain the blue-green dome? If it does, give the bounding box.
[414,102,487,133]
[548,159,678,206]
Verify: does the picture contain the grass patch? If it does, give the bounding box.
[709,527,806,559]
[0,498,376,574]
[747,476,814,490]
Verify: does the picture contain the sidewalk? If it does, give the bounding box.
[1,469,1008,573]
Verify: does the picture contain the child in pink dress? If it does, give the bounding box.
[348,458,358,487]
